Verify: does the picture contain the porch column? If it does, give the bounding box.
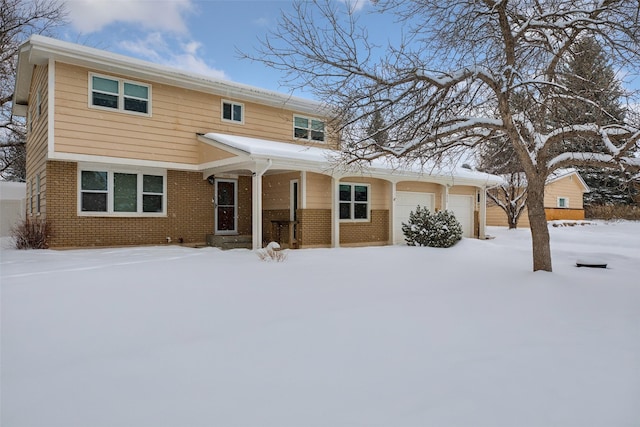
[331,176,340,248]
[479,187,487,239]
[443,184,450,211]
[300,171,307,208]
[389,180,397,244]
[252,160,272,250]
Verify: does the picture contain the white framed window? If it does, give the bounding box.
[89,73,151,116]
[294,115,325,142]
[339,183,370,221]
[36,89,42,118]
[78,166,166,216]
[557,197,569,208]
[36,173,41,214]
[221,100,244,124]
[28,179,33,215]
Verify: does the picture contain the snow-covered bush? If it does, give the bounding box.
[401,207,463,248]
[257,241,287,262]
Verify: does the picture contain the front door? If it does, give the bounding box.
[215,179,237,235]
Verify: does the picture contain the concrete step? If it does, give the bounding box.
[206,234,252,250]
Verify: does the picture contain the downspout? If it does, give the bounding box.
[252,159,272,250]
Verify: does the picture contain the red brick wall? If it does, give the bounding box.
[46,161,214,247]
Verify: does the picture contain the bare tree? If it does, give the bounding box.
[1,0,66,180]
[246,0,640,272]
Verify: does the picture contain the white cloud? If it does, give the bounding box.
[67,0,194,34]
[337,0,371,13]
[119,33,227,80]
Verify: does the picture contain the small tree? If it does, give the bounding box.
[478,138,527,229]
[402,206,462,248]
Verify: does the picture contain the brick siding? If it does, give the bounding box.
[46,161,214,247]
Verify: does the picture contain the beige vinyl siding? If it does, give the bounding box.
[544,175,585,209]
[26,65,49,218]
[486,204,531,228]
[53,63,336,165]
[306,172,332,209]
[263,172,300,210]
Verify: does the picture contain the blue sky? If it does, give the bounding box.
[55,0,378,99]
[53,0,638,101]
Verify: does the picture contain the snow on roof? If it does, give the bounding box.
[202,132,503,186]
[0,181,26,200]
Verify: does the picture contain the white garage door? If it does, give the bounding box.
[394,192,435,244]
[449,194,474,238]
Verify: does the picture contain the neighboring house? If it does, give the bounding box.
[0,181,26,237]
[13,35,502,249]
[486,168,590,228]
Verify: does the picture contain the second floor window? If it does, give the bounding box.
[294,116,325,142]
[222,100,243,123]
[90,74,150,115]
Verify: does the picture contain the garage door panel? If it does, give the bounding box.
[449,195,474,238]
[394,191,435,244]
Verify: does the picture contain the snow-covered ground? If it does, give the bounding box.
[1,221,639,427]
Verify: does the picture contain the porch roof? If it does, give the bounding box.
[199,132,503,187]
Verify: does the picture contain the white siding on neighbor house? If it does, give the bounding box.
[1,182,26,237]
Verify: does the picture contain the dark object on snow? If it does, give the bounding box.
[576,259,608,268]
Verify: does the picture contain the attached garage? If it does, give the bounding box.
[394,191,435,244]
[449,194,474,238]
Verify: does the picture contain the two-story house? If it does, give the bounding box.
[13,35,502,249]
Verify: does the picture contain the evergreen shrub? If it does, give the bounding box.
[401,206,463,248]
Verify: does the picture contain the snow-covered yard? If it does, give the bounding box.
[1,221,639,427]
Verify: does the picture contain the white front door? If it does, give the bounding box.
[394,191,435,244]
[215,179,237,235]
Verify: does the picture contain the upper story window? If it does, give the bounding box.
[339,183,369,221]
[90,73,151,116]
[294,115,325,142]
[222,100,243,124]
[79,168,165,216]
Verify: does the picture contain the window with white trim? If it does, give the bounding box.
[36,173,41,214]
[90,73,151,115]
[339,183,369,220]
[36,89,42,118]
[294,115,325,142]
[557,197,569,208]
[79,169,165,215]
[222,100,243,123]
[28,179,33,215]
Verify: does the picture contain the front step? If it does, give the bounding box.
[206,234,252,250]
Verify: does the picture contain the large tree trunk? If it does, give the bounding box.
[526,176,552,272]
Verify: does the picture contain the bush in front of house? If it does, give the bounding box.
[402,206,463,248]
[11,218,50,249]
